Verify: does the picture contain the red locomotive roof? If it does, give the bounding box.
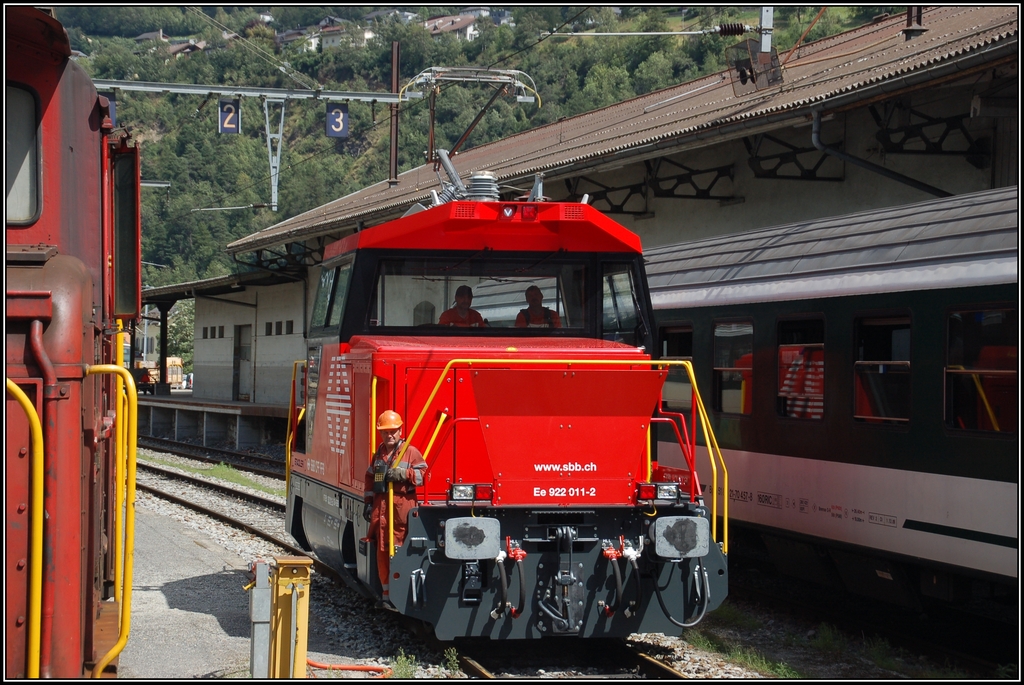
[325,200,642,261]
[7,7,72,59]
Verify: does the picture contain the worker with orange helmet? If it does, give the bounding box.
[363,409,426,606]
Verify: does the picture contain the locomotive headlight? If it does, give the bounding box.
[452,484,475,500]
[656,484,680,501]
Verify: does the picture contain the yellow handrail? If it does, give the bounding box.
[114,323,126,602]
[286,361,306,497]
[394,358,728,551]
[421,412,449,463]
[681,360,729,553]
[6,379,44,679]
[85,365,138,678]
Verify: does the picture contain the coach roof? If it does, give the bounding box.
[644,186,1018,309]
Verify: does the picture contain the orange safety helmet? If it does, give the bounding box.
[376,410,403,431]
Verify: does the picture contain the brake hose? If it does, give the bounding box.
[490,550,509,620]
[622,546,641,619]
[601,540,625,617]
[653,557,711,628]
[492,540,528,619]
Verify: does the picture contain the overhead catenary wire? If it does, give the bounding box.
[167,7,592,221]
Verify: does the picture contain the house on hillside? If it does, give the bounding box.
[423,14,478,41]
[134,29,169,43]
[364,9,419,24]
[276,28,320,52]
[168,39,206,59]
[321,23,375,49]
[491,9,514,26]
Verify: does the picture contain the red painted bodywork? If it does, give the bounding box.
[6,7,139,678]
[325,200,643,259]
[292,336,677,509]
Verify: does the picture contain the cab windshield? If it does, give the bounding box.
[370,256,586,329]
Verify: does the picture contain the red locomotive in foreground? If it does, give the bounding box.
[6,7,141,678]
[287,164,729,639]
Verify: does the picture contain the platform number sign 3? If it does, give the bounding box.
[219,99,240,134]
[326,103,349,138]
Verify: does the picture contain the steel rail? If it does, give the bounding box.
[136,481,346,586]
[138,435,284,479]
[137,462,284,512]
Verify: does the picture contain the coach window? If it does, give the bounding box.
[7,86,39,223]
[777,319,824,419]
[714,322,753,414]
[660,326,693,412]
[854,317,910,424]
[945,308,1017,433]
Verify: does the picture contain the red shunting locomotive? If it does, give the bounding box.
[6,7,142,678]
[286,163,729,639]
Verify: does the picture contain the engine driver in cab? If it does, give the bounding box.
[515,285,562,328]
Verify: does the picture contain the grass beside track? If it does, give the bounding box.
[683,599,978,679]
[138,451,287,498]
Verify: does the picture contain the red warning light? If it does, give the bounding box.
[521,204,539,221]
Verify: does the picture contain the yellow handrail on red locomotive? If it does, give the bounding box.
[395,358,729,552]
[6,379,45,678]
[114,322,127,602]
[285,360,306,497]
[85,364,138,678]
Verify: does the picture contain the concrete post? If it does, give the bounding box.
[248,560,271,679]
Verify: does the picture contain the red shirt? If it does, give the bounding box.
[515,308,562,328]
[438,307,485,327]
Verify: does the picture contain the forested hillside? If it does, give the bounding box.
[57,6,897,288]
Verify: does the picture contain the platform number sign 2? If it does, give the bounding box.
[326,103,348,138]
[219,99,240,134]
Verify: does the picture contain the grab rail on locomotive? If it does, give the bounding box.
[393,357,729,552]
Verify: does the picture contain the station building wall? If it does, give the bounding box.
[193,280,306,404]
[545,83,1012,250]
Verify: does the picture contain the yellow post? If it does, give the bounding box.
[268,556,313,679]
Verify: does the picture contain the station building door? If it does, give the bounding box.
[233,324,253,401]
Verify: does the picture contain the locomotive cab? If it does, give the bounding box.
[287,192,729,639]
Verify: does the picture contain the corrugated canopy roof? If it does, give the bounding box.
[227,6,1017,257]
[644,186,1018,308]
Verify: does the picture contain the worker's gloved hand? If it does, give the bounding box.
[362,502,373,522]
[386,467,406,482]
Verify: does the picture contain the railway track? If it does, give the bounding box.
[136,460,696,679]
[448,637,689,679]
[138,435,285,479]
[135,460,351,588]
